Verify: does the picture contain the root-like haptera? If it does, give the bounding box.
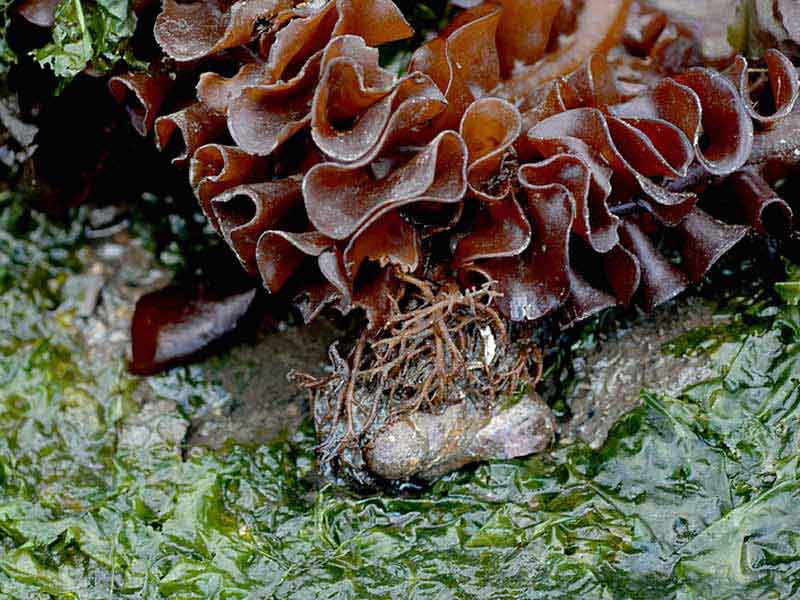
[293,274,543,486]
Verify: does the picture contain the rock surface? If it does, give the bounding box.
[118,399,188,452]
[185,319,341,448]
[563,297,720,448]
[65,207,342,451]
[366,393,556,481]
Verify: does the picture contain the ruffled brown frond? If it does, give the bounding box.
[155,102,228,165]
[454,198,531,266]
[673,208,748,283]
[724,49,800,127]
[197,64,269,114]
[672,68,753,175]
[189,144,271,228]
[493,0,562,78]
[228,53,323,156]
[499,0,632,101]
[304,130,467,240]
[343,211,420,278]
[719,170,794,237]
[16,0,61,27]
[108,72,173,136]
[154,0,292,62]
[460,97,521,202]
[108,0,800,357]
[619,219,687,311]
[211,179,304,275]
[310,36,445,163]
[264,0,412,81]
[256,230,331,294]
[409,4,501,130]
[463,168,573,321]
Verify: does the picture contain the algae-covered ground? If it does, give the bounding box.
[3,192,800,599]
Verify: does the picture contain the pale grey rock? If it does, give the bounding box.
[118,399,188,451]
[366,393,555,481]
[185,319,342,449]
[564,297,720,448]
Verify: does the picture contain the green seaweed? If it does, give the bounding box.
[0,0,141,86]
[32,0,142,86]
[4,196,800,599]
[0,0,15,75]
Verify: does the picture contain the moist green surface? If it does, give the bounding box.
[3,194,800,600]
[1,0,140,83]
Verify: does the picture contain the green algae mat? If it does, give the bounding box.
[3,194,800,599]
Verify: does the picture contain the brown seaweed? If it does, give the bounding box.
[104,0,800,376]
[130,281,258,375]
[154,0,293,63]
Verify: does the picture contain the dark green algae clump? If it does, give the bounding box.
[4,194,800,599]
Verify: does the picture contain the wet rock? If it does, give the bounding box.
[61,270,105,317]
[70,231,173,364]
[56,211,336,451]
[564,297,720,448]
[186,318,342,449]
[0,96,38,154]
[366,393,555,481]
[118,399,188,452]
